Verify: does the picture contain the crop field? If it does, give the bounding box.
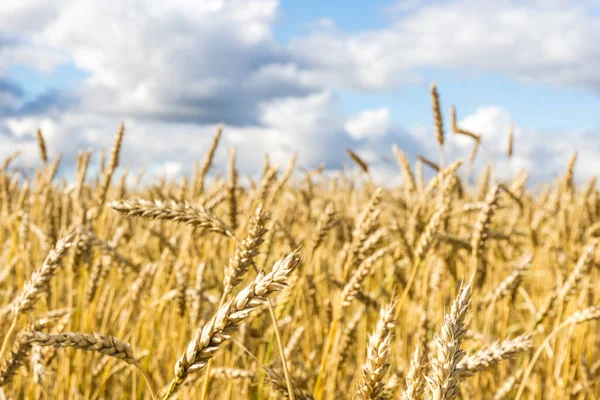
[0,85,598,399]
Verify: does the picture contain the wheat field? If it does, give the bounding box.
[0,85,598,399]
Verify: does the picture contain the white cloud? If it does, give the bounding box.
[289,0,600,92]
[446,105,600,184]
[159,161,184,178]
[345,108,391,140]
[0,42,68,75]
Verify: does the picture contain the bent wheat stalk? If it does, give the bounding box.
[0,231,77,361]
[163,250,301,399]
[26,331,156,399]
[109,198,237,239]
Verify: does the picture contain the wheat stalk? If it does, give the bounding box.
[223,205,270,297]
[458,334,532,377]
[163,250,301,398]
[197,124,223,195]
[426,280,472,400]
[401,345,428,400]
[347,149,369,174]
[431,83,444,148]
[355,300,396,400]
[36,128,48,164]
[109,198,236,239]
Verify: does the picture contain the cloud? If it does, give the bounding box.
[289,0,600,92]
[345,108,391,140]
[0,0,319,126]
[0,79,23,114]
[0,32,68,75]
[447,105,600,184]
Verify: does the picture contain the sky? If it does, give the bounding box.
[2,0,600,186]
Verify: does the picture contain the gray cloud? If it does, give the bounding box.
[0,79,24,115]
[2,0,319,127]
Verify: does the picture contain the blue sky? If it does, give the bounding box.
[1,0,600,184]
[275,0,394,40]
[7,63,88,106]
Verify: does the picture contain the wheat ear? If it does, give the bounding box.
[458,334,532,377]
[36,128,48,164]
[109,198,236,239]
[355,300,397,400]
[401,345,428,400]
[163,250,301,399]
[426,280,472,400]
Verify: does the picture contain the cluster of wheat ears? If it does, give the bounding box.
[0,84,598,399]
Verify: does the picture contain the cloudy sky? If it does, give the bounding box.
[2,0,600,185]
